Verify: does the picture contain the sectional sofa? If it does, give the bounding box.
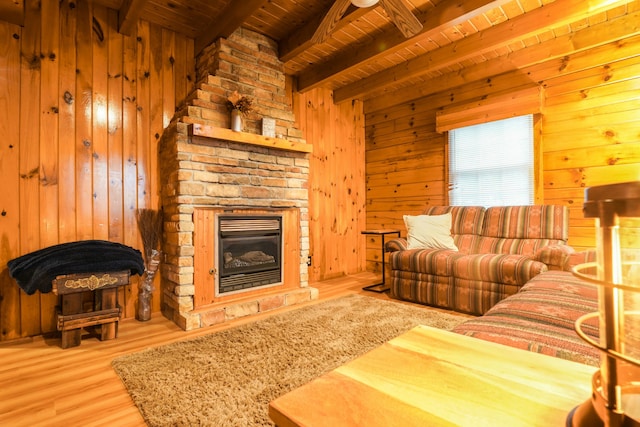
[383,204,601,366]
[385,205,575,315]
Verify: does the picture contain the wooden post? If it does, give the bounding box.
[60,293,84,348]
[98,288,118,340]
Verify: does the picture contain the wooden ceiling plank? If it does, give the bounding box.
[195,0,268,55]
[362,8,640,113]
[132,1,215,39]
[118,0,148,36]
[296,0,511,92]
[334,0,637,103]
[243,1,315,42]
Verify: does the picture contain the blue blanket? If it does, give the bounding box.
[7,240,145,295]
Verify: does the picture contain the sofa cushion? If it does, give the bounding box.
[482,205,569,240]
[473,236,568,257]
[452,253,548,285]
[534,244,576,270]
[403,213,458,251]
[389,248,463,276]
[422,206,485,253]
[450,278,522,315]
[424,206,485,235]
[452,270,600,366]
[564,249,597,271]
[452,234,481,254]
[390,270,454,309]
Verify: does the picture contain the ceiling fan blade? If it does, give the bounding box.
[379,0,423,38]
[311,0,353,44]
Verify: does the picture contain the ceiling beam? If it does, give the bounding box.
[333,0,637,103]
[295,0,510,92]
[362,7,640,113]
[195,0,267,55]
[118,0,147,36]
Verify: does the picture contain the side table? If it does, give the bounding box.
[361,229,401,293]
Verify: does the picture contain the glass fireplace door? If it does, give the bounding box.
[216,215,282,295]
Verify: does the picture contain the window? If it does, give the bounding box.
[448,114,534,207]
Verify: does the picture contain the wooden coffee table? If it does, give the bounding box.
[269,325,596,427]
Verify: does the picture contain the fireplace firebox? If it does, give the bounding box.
[216,215,283,295]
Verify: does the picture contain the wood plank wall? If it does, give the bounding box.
[293,88,367,282]
[364,18,640,272]
[0,0,195,341]
[0,3,366,342]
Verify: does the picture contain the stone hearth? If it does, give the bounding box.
[158,28,317,330]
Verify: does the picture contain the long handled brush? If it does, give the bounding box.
[135,208,163,260]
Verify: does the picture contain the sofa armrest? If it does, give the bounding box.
[385,238,408,252]
[563,250,597,271]
[533,244,575,270]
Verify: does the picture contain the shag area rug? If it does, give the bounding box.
[112,294,468,426]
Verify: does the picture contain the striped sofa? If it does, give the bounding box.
[385,205,575,315]
[451,268,600,366]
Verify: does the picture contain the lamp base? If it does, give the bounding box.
[567,370,640,427]
[567,399,603,427]
[568,397,640,427]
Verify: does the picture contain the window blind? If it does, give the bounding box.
[448,114,534,207]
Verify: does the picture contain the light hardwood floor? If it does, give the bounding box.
[0,272,453,427]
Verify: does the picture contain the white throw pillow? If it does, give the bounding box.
[403,213,458,251]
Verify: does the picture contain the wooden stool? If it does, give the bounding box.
[52,271,130,349]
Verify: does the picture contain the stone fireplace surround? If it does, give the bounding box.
[158,28,318,330]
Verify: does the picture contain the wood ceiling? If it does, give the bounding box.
[2,0,639,104]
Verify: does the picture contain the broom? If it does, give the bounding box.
[136,208,163,261]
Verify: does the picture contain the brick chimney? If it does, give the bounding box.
[190,28,304,139]
[158,28,317,330]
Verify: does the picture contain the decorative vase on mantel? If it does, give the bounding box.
[230,109,243,132]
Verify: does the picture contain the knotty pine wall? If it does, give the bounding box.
[0,2,366,342]
[0,0,195,341]
[364,30,640,271]
[293,88,367,282]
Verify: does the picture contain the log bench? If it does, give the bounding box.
[52,270,130,349]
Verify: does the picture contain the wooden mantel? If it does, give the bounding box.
[188,123,313,153]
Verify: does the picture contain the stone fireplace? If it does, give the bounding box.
[158,28,317,330]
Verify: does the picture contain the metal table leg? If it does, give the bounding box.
[362,230,400,293]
